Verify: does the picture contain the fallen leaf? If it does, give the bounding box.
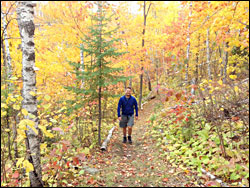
[162,178,168,182]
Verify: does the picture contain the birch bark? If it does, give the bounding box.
[185,1,192,84]
[206,1,212,80]
[80,43,84,89]
[17,2,43,187]
[1,2,13,86]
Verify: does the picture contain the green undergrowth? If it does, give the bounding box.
[148,101,249,187]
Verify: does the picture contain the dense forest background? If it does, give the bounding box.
[1,1,249,187]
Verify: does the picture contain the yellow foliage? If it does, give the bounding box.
[229,75,237,80]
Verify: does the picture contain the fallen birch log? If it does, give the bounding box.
[101,126,116,151]
[200,168,246,187]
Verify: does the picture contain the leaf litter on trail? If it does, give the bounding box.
[81,99,203,187]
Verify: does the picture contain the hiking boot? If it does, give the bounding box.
[128,136,132,144]
[123,136,127,143]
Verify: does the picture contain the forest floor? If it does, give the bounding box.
[80,96,202,187]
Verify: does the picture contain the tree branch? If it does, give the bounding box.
[145,2,152,18]
[191,7,223,34]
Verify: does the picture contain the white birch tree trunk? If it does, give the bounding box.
[206,1,212,80]
[80,44,84,89]
[185,1,192,84]
[17,2,43,187]
[162,50,167,79]
[1,3,13,85]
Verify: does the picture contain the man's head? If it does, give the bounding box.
[125,87,132,97]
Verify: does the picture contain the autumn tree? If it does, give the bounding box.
[66,1,128,146]
[17,1,43,187]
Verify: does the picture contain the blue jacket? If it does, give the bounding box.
[117,95,138,117]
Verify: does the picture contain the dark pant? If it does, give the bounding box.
[119,114,134,128]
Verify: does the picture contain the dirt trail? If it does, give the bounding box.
[86,97,200,187]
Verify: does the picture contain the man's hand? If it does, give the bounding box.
[135,116,138,120]
[118,117,122,121]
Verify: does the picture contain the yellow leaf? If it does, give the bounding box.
[10,98,16,102]
[13,104,21,110]
[234,86,239,94]
[19,119,38,135]
[22,109,29,116]
[40,143,47,150]
[23,160,34,173]
[29,91,36,96]
[83,147,90,155]
[19,120,28,129]
[218,80,223,85]
[16,157,25,167]
[27,120,38,135]
[10,77,18,81]
[38,125,54,138]
[229,75,237,80]
[2,103,7,108]
[1,111,7,116]
[44,95,51,101]
[17,129,27,138]
[28,113,36,119]
[25,119,36,127]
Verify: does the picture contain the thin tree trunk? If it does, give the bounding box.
[162,50,167,79]
[195,34,200,85]
[145,70,152,91]
[13,114,19,166]
[185,1,192,84]
[98,1,103,146]
[145,50,152,92]
[219,44,224,78]
[1,39,7,76]
[155,50,159,94]
[6,113,12,161]
[129,77,132,88]
[1,3,13,88]
[123,81,127,91]
[139,69,143,109]
[223,42,229,83]
[1,132,7,183]
[17,2,43,187]
[139,1,151,109]
[206,2,212,80]
[80,44,84,89]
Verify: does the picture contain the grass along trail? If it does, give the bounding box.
[83,97,201,187]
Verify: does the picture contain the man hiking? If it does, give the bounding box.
[117,87,138,144]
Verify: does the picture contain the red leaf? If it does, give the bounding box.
[87,177,96,185]
[232,116,239,121]
[162,178,168,182]
[12,171,19,179]
[177,115,185,121]
[73,157,79,165]
[175,93,182,100]
[205,181,218,187]
[167,89,174,97]
[66,161,70,167]
[52,127,63,132]
[62,144,67,152]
